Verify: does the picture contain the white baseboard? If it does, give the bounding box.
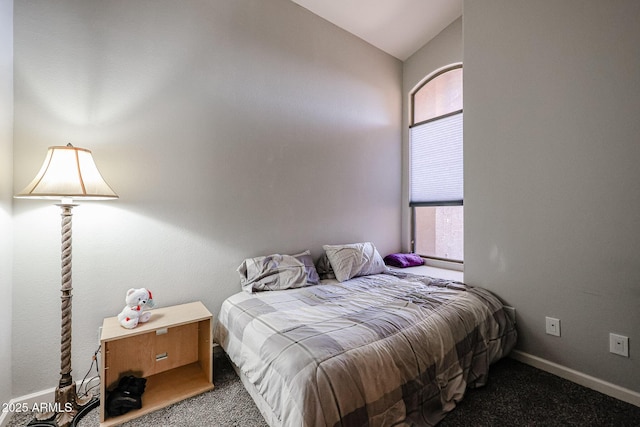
[0,388,49,427]
[0,377,99,427]
[511,350,640,407]
[0,408,10,427]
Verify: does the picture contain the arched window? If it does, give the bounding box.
[410,65,463,262]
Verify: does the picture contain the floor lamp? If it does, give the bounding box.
[15,144,118,427]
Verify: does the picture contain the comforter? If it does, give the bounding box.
[215,272,516,426]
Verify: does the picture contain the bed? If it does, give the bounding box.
[214,245,517,426]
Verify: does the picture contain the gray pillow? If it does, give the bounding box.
[237,254,307,293]
[292,250,321,285]
[322,242,387,282]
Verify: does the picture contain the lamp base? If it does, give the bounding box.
[26,384,99,427]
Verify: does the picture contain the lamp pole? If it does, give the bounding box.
[59,203,74,390]
[30,204,98,427]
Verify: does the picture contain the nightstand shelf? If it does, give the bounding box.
[99,301,214,426]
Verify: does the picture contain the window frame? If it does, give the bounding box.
[409,64,464,266]
[410,64,463,128]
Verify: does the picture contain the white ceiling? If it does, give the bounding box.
[290,0,462,61]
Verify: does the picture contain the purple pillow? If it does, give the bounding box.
[383,253,424,268]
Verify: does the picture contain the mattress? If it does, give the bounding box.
[215,271,517,426]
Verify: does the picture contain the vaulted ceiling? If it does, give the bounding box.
[290,0,462,61]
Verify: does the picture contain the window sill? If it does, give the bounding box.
[423,257,463,272]
[388,264,464,282]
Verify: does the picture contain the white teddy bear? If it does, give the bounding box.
[117,288,156,329]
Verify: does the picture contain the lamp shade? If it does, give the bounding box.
[15,144,118,201]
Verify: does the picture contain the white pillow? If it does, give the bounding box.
[322,242,387,282]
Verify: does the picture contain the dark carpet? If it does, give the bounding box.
[6,355,639,426]
[439,357,639,427]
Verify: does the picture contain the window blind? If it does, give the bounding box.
[410,112,463,206]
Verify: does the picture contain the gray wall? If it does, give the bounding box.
[12,0,402,395]
[464,0,639,391]
[0,0,13,409]
[402,17,463,251]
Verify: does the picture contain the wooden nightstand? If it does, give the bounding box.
[99,301,214,426]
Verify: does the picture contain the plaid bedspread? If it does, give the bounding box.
[215,272,517,426]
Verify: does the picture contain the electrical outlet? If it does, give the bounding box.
[610,333,629,357]
[545,317,561,336]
